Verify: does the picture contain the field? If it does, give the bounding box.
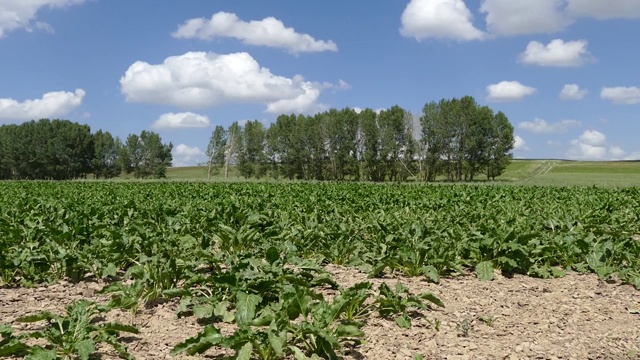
[166,160,640,187]
[1,180,640,359]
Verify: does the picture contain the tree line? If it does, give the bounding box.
[0,119,173,180]
[206,96,515,182]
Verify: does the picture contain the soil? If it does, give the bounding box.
[1,266,639,360]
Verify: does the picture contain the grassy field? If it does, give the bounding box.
[166,160,640,187]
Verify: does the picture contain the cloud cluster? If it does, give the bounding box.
[519,39,592,67]
[172,11,337,53]
[400,0,485,41]
[400,0,640,41]
[567,130,640,160]
[600,86,640,104]
[152,112,210,129]
[120,51,331,115]
[518,118,581,134]
[559,84,587,100]
[172,144,206,167]
[486,81,536,102]
[0,0,85,38]
[0,89,85,121]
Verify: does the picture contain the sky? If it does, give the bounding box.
[1,0,640,166]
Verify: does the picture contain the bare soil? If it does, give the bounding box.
[1,266,639,360]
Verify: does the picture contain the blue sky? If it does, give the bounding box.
[1,0,639,166]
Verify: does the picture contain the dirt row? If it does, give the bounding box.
[1,266,639,359]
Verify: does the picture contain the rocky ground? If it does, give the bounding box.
[1,266,639,360]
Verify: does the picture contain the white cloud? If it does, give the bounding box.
[0,0,85,38]
[172,11,337,53]
[173,144,206,167]
[0,89,85,121]
[568,130,608,160]
[608,146,627,158]
[578,130,606,147]
[264,83,327,115]
[519,39,592,67]
[514,135,529,151]
[623,151,640,161]
[601,86,640,104]
[560,84,587,100]
[479,0,571,36]
[152,112,210,129]
[566,0,640,20]
[120,51,333,114]
[353,107,385,115]
[486,81,536,102]
[400,0,485,41]
[547,140,562,147]
[518,118,581,134]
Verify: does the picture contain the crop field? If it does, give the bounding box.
[1,182,640,359]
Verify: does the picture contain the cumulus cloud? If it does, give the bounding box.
[518,39,592,67]
[518,118,581,134]
[120,51,333,115]
[567,130,612,160]
[400,0,485,41]
[560,84,587,100]
[173,144,206,167]
[566,0,640,20]
[0,0,85,38]
[600,86,640,104]
[152,112,210,129]
[0,89,85,121]
[479,0,571,36]
[172,11,337,53]
[486,81,536,102]
[514,135,529,151]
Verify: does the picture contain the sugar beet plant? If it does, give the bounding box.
[0,300,138,359]
[1,181,640,357]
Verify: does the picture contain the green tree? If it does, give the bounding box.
[121,131,172,179]
[92,130,121,179]
[238,120,267,179]
[206,126,227,180]
[486,111,515,180]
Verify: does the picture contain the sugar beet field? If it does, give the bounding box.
[1,182,639,359]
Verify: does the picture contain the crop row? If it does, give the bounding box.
[1,182,639,358]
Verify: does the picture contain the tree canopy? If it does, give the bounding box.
[206,96,515,182]
[0,119,173,180]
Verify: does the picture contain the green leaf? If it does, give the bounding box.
[0,341,31,357]
[268,330,285,356]
[26,347,57,360]
[193,304,214,319]
[170,325,223,356]
[15,312,55,323]
[266,246,280,264]
[421,265,440,284]
[335,324,364,338]
[75,338,95,360]
[475,261,494,281]
[214,301,235,323]
[235,292,262,326]
[419,292,445,308]
[395,314,411,329]
[101,263,118,278]
[550,267,566,278]
[289,345,309,360]
[236,342,253,360]
[100,322,140,334]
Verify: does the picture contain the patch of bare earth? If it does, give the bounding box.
[1,267,639,360]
